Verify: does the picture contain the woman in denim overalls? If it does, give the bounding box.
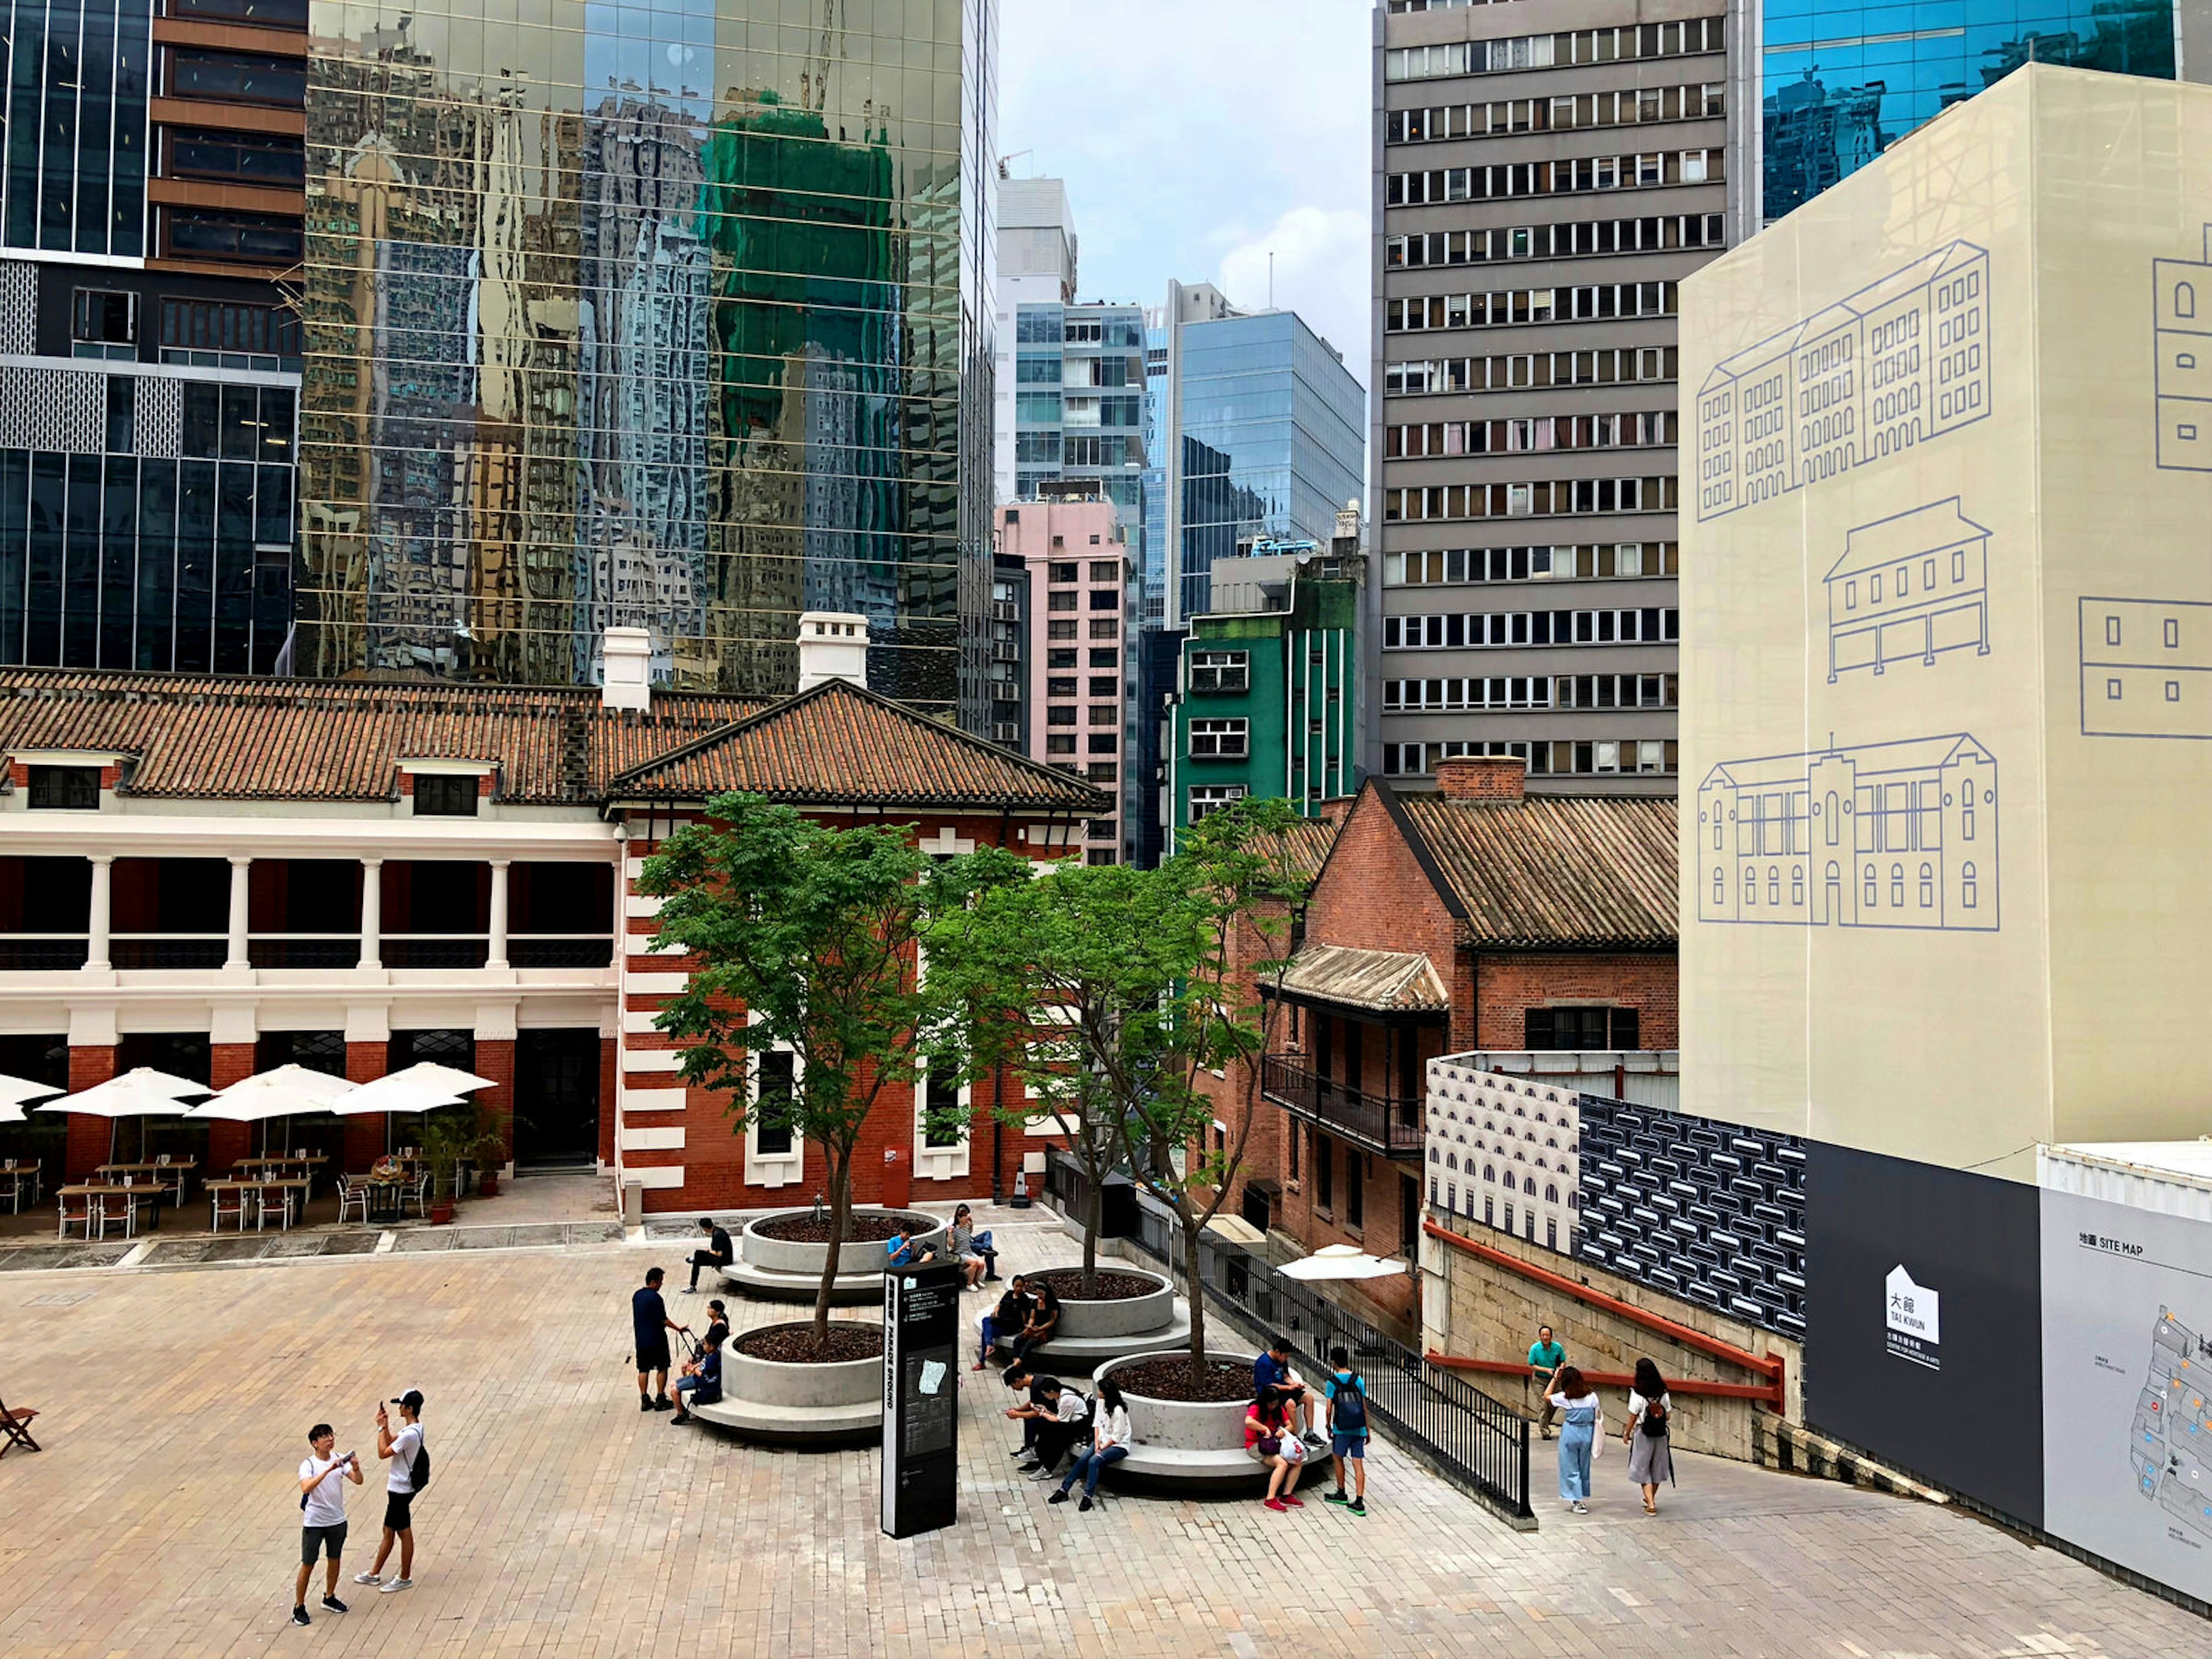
[1547,1365,1602,1512]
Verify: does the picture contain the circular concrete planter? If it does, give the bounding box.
[1040,1268,1176,1339]
[1091,1349,1275,1493]
[739,1209,945,1278]
[690,1321,885,1446]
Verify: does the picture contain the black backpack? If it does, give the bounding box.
[1331,1374,1368,1434]
[1641,1400,1668,1439]
[410,1437,431,1493]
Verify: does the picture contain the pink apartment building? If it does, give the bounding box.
[994,498,1128,865]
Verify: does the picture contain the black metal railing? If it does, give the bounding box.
[381,935,490,969]
[249,934,359,969]
[1047,1149,1533,1525]
[510,934,615,968]
[1262,1055,1425,1156]
[110,934,227,969]
[0,934,90,969]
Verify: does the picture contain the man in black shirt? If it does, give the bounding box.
[686,1217,734,1292]
[975,1274,1031,1370]
[632,1267,683,1412]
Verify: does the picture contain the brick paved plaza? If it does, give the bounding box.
[0,1208,2199,1659]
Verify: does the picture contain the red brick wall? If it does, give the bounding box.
[1472,952,1678,1051]
[204,1043,257,1171]
[598,1037,618,1169]
[475,1037,516,1161]
[63,1044,118,1180]
[342,1041,388,1172]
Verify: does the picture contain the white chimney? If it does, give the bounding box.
[600,627,652,712]
[797,611,869,691]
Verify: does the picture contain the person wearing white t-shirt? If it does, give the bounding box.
[355,1389,425,1593]
[292,1423,362,1627]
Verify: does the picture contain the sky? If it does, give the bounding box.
[997,0,1372,388]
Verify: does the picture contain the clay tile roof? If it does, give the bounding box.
[1398,792,1677,950]
[0,668,762,804]
[1276,943,1448,1013]
[1278,817,1340,882]
[605,677,1111,812]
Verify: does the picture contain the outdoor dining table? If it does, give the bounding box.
[94,1160,195,1203]
[357,1175,415,1224]
[232,1155,328,1193]
[0,1159,39,1214]
[56,1182,164,1238]
[207,1176,312,1232]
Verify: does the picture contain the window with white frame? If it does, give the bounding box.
[1188,784,1248,822]
[1189,650,1248,693]
[1189,718,1248,759]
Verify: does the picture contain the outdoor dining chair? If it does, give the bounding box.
[210,1184,249,1232]
[56,1190,93,1240]
[405,1171,432,1219]
[90,1188,135,1241]
[335,1175,369,1225]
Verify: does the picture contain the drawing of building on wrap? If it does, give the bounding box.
[1826,500,1991,681]
[1695,243,1991,521]
[1695,734,1998,931]
[2153,226,2212,472]
[2080,597,2212,738]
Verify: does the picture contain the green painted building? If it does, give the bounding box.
[1166,540,1364,849]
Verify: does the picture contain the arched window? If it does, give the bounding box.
[1825,790,1839,844]
[1744,866,1757,906]
[1523,1175,1536,1196]
[1713,868,1725,904]
[1891,862,1905,907]
[2179,280,2199,320]
[1864,865,1878,907]
[1961,861,1978,909]
[1428,1146,1440,1162]
[1919,861,1934,907]
[1791,867,1805,907]
[1768,865,1781,906]
[1544,1183,1558,1205]
[1483,1164,1495,1183]
[1445,1152,1458,1171]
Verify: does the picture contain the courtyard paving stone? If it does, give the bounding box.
[0,1210,2199,1658]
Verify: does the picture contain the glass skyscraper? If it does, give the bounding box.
[1164,306,1364,624]
[1008,301,1149,521]
[298,0,997,717]
[1760,0,2182,221]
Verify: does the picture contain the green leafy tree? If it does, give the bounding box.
[921,856,1210,1294]
[1115,797,1310,1370]
[639,796,993,1346]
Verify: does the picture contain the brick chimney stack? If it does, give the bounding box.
[1433,754,1526,801]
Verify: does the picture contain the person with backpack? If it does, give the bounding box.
[291,1422,362,1626]
[1320,1346,1370,1516]
[1622,1357,1675,1514]
[354,1389,427,1593]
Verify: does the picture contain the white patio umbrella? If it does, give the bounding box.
[193,1065,359,1157]
[331,1065,484,1154]
[1279,1243,1410,1282]
[39,1067,209,1161]
[0,1071,63,1124]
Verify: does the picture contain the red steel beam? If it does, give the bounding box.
[1424,1353,1785,1403]
[1421,1219,1787,1400]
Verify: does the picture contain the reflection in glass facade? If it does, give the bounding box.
[299,0,997,715]
[1762,0,2178,222]
[1172,310,1363,622]
[1,0,150,256]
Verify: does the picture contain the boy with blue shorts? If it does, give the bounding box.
[1321,1346,1370,1515]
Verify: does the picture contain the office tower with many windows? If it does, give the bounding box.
[990,174,1074,501]
[1373,0,1735,794]
[1754,1,2202,224]
[0,0,306,673]
[296,0,997,719]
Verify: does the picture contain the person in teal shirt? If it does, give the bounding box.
[1528,1326,1566,1440]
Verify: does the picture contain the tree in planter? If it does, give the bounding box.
[639,794,1003,1349]
[1113,797,1310,1374]
[921,855,1210,1294]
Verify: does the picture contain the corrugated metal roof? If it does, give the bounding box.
[606,679,1111,810]
[1399,792,1677,949]
[1277,942,1448,1012]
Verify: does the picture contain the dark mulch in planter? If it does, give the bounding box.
[1109,1355,1256,1402]
[733,1323,886,1364]
[752,1211,920,1244]
[1027,1268,1162,1302]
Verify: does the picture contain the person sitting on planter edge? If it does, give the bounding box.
[670,1341,722,1425]
[1247,1387,1310,1513]
[1008,1283,1062,1365]
[976,1275,1031,1371]
[948,1203,995,1288]
[1001,1362,1053,1461]
[1254,1336,1325,1449]
[686,1217,733,1293]
[1017,1376,1092,1480]
[1049,1377,1131,1513]
[887,1222,944,1269]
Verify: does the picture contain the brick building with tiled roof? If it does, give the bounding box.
[0,622,1107,1211]
[1210,755,1678,1335]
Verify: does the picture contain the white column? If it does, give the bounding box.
[486,859,510,970]
[224,857,251,969]
[86,855,112,971]
[359,859,382,971]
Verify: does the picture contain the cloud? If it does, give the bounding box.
[998,0,1369,382]
[1218,206,1369,374]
